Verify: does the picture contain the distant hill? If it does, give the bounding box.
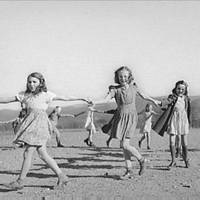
[0,95,199,131]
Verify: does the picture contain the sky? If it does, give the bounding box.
[0,1,200,109]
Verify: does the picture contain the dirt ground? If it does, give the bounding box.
[0,128,200,200]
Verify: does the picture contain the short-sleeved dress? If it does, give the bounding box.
[109,84,138,140]
[13,91,56,146]
[167,96,189,135]
[140,111,152,134]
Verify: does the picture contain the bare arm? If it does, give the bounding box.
[0,96,18,104]
[60,114,75,118]
[137,89,160,107]
[74,111,87,117]
[93,92,113,105]
[53,95,91,104]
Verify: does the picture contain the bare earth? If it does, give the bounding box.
[0,128,200,200]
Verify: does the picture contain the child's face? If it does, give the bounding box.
[118,69,129,86]
[27,76,40,92]
[176,84,186,97]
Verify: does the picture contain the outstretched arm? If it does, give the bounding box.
[0,96,18,104]
[93,92,113,106]
[53,95,91,104]
[74,111,87,117]
[136,89,161,107]
[60,114,75,118]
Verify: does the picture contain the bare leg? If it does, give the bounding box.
[37,145,62,175]
[138,133,146,148]
[6,145,36,190]
[169,135,176,168]
[121,139,145,176]
[181,135,189,168]
[54,127,64,147]
[37,145,68,187]
[106,136,112,147]
[146,132,151,149]
[18,146,35,180]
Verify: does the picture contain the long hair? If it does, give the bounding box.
[172,80,188,96]
[25,72,47,95]
[114,66,134,84]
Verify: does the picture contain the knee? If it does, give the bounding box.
[121,141,129,150]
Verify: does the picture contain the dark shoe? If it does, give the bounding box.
[53,174,69,190]
[147,146,151,150]
[5,179,24,190]
[57,143,64,148]
[138,141,141,148]
[139,158,146,176]
[120,169,134,180]
[84,138,90,146]
[168,161,176,168]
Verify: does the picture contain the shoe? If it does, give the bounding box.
[168,161,176,168]
[120,169,134,180]
[138,158,146,176]
[84,138,90,146]
[57,143,64,147]
[147,146,151,150]
[53,174,69,190]
[5,179,24,190]
[138,141,141,148]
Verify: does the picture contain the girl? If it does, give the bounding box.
[94,66,160,179]
[48,106,75,147]
[153,80,191,168]
[138,104,158,150]
[75,104,97,147]
[0,72,89,190]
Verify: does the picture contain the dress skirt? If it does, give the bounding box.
[167,109,189,135]
[110,106,138,140]
[13,109,53,146]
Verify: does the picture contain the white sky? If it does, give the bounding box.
[0,1,200,109]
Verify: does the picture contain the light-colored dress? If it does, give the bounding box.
[109,84,138,140]
[84,110,96,131]
[13,91,56,146]
[140,111,152,134]
[167,96,189,135]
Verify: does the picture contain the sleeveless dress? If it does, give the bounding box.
[167,96,189,135]
[140,111,152,134]
[13,91,56,146]
[109,84,138,140]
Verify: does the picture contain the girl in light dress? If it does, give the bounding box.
[138,104,158,150]
[94,66,160,179]
[48,106,75,147]
[74,104,97,147]
[153,80,191,168]
[0,72,89,190]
